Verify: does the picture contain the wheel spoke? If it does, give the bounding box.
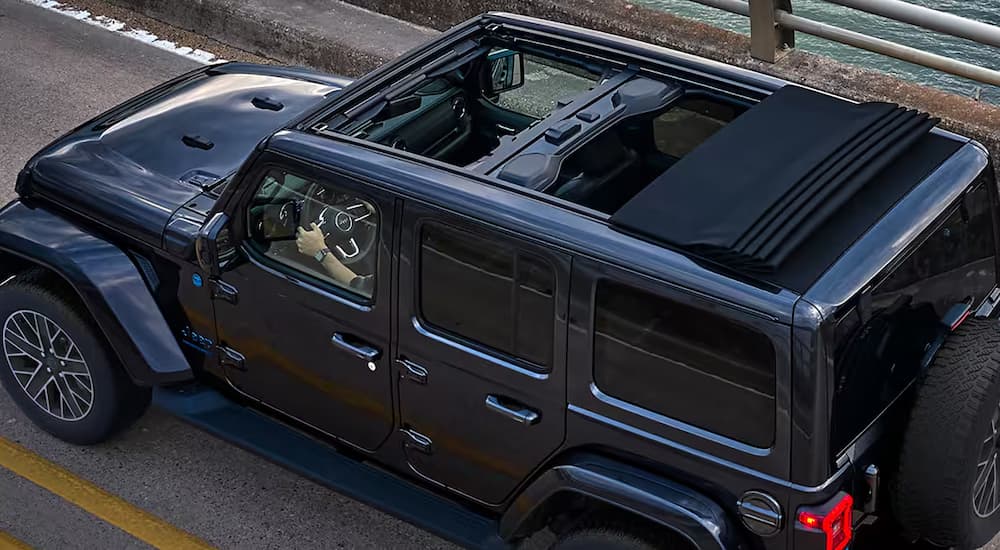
[37,318,54,355]
[65,371,92,392]
[56,340,84,363]
[4,329,42,361]
[58,360,89,376]
[24,371,52,401]
[52,375,83,418]
[66,380,92,407]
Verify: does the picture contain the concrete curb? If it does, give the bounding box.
[104,0,438,77]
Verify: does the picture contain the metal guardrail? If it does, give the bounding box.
[686,0,1000,88]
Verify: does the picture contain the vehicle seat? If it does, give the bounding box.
[552,131,641,213]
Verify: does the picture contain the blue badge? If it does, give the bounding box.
[192,273,203,287]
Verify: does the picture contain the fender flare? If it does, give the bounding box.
[0,201,192,385]
[499,454,742,549]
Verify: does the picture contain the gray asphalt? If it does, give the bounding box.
[0,1,454,548]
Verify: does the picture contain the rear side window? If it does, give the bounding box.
[831,180,998,452]
[593,280,776,447]
[420,223,555,369]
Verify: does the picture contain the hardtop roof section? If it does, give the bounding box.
[610,85,956,291]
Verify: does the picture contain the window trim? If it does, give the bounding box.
[590,276,778,449]
[241,164,384,306]
[415,218,558,374]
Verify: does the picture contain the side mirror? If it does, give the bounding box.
[486,49,524,95]
[248,200,300,243]
[196,212,231,278]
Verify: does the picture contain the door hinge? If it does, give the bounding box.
[211,279,239,304]
[217,345,246,371]
[397,359,428,384]
[400,427,433,454]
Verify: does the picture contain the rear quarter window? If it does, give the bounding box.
[831,179,998,453]
[593,279,777,447]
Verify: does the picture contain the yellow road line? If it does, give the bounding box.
[0,436,213,550]
[0,530,32,550]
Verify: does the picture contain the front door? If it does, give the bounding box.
[396,201,569,505]
[212,158,395,451]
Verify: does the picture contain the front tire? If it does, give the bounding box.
[893,318,1000,549]
[0,271,150,445]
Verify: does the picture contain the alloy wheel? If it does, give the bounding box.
[974,401,1000,518]
[2,310,93,421]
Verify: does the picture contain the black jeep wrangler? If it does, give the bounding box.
[2,12,998,550]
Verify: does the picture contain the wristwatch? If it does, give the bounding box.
[314,247,332,263]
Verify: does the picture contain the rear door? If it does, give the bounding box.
[395,200,569,505]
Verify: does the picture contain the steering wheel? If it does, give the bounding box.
[301,183,378,266]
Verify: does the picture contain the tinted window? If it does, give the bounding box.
[246,170,378,299]
[420,224,555,368]
[831,181,997,452]
[594,280,776,447]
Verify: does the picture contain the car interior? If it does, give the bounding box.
[324,41,752,217]
[545,96,748,214]
[338,47,603,167]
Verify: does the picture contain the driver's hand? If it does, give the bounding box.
[296,223,328,257]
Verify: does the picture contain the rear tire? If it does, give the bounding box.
[893,317,1000,549]
[0,270,150,445]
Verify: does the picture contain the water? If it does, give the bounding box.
[634,0,1000,104]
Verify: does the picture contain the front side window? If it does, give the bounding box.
[593,280,776,447]
[246,169,379,299]
[419,223,555,368]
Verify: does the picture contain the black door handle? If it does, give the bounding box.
[331,332,381,361]
[485,395,540,425]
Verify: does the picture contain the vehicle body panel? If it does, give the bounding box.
[395,199,571,505]
[499,453,741,549]
[19,64,344,247]
[211,152,397,452]
[0,201,191,385]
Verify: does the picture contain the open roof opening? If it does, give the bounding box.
[543,94,747,214]
[333,46,604,168]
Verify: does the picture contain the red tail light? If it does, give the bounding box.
[796,493,853,550]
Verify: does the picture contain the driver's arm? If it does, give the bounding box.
[296,223,372,293]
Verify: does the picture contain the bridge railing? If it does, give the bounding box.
[686,0,1000,88]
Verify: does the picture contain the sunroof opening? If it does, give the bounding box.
[337,47,602,168]
[543,94,748,214]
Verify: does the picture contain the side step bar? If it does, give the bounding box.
[153,385,509,550]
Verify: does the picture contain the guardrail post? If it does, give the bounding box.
[748,0,794,62]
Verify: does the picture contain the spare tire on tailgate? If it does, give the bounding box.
[893,317,1000,549]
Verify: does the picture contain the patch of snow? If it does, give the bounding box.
[20,0,226,64]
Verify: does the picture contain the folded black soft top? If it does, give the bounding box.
[611,85,942,281]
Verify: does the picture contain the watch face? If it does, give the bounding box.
[314,249,327,262]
